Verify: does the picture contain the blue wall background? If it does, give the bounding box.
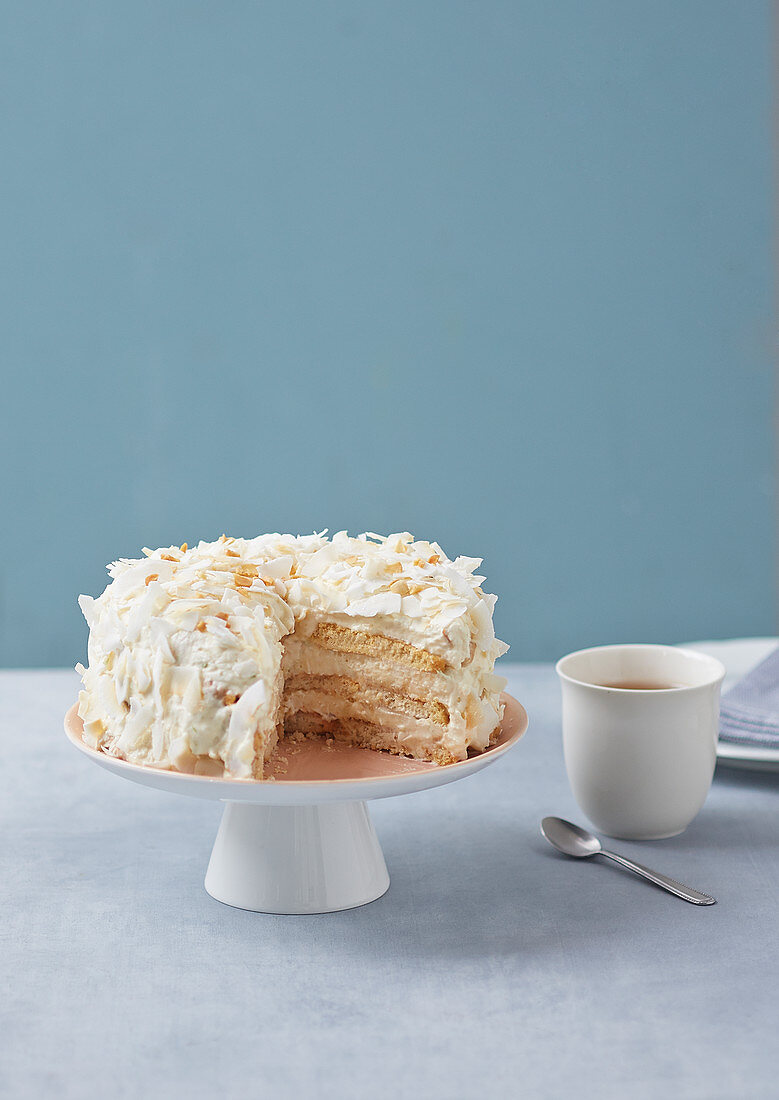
[0,1,774,666]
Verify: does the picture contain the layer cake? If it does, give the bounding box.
[76,531,509,778]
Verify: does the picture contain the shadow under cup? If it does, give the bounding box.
[556,645,726,840]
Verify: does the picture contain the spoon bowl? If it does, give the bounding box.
[541,816,602,858]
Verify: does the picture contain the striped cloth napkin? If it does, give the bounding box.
[719,645,779,747]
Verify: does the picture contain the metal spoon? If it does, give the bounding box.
[540,816,716,905]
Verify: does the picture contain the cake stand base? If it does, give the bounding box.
[204,801,390,914]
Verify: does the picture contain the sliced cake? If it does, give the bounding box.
[76,531,509,777]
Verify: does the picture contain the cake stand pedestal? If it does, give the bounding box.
[205,801,388,912]
[64,695,527,914]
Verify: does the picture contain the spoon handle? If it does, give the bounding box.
[598,850,716,905]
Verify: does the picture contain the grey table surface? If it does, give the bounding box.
[2,665,778,1100]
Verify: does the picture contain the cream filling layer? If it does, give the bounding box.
[292,609,473,667]
[281,637,450,694]
[283,691,465,759]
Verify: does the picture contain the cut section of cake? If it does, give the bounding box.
[76,531,509,777]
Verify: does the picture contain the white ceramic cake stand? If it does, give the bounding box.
[64,694,527,915]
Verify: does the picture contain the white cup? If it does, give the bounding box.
[556,644,726,840]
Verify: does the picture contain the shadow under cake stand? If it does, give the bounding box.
[64,694,527,915]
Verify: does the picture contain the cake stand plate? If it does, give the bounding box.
[64,694,527,914]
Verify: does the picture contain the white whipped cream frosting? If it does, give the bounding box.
[76,531,509,776]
